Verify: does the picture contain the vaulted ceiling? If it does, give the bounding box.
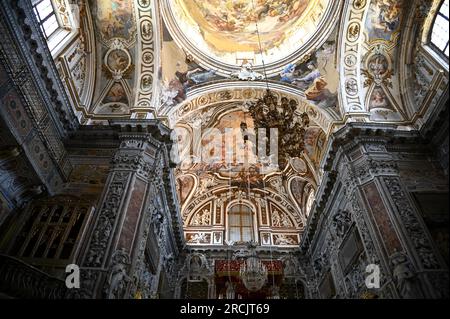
[50,0,448,244]
[60,0,448,132]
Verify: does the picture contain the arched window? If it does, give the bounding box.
[32,0,60,40]
[228,204,254,243]
[430,0,449,58]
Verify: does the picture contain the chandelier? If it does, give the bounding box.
[242,0,310,171]
[247,90,310,170]
[239,244,267,292]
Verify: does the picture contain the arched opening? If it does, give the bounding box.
[430,0,449,58]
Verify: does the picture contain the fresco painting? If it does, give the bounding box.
[290,177,306,210]
[200,110,258,170]
[365,0,403,40]
[102,82,128,105]
[91,0,135,41]
[368,87,402,121]
[304,127,326,169]
[278,41,338,108]
[369,87,392,110]
[367,53,389,77]
[160,45,220,108]
[176,175,195,206]
[177,0,311,53]
[107,49,130,72]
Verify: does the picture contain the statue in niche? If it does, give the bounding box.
[138,268,155,298]
[262,233,270,245]
[107,265,130,298]
[151,208,164,237]
[214,232,222,243]
[391,252,424,299]
[106,251,131,299]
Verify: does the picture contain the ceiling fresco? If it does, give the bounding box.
[47,0,444,185]
[83,0,158,121]
[360,0,407,122]
[164,0,333,69]
[175,104,326,175]
[87,0,137,118]
[53,0,446,129]
[91,0,136,44]
[173,103,319,246]
[176,109,264,176]
[174,0,311,53]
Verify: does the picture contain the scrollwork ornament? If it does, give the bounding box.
[84,173,129,267]
[384,177,440,269]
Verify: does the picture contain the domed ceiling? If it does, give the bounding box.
[162,0,335,74]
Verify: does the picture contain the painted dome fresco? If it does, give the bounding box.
[162,0,336,74]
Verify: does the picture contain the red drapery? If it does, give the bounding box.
[215,260,283,277]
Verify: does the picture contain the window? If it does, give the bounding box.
[430,0,449,58]
[228,204,254,243]
[32,0,60,40]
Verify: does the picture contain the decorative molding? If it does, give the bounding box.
[383,177,441,270]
